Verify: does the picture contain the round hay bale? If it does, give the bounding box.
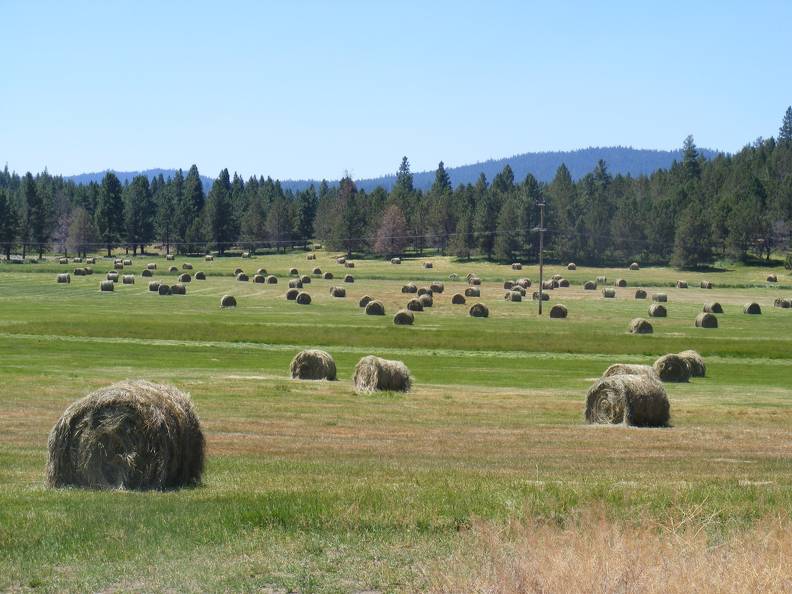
[182,263,193,270]
[123,259,132,266]
[114,262,124,270]
[345,261,355,268]
[344,274,354,283]
[171,283,187,295]
[448,273,458,280]
[503,280,515,290]
[629,318,653,334]
[634,289,647,299]
[57,273,70,284]
[289,279,303,289]
[430,281,445,293]
[648,303,667,317]
[142,269,153,277]
[148,281,160,292]
[353,355,411,393]
[296,291,312,305]
[602,364,658,379]
[330,286,346,298]
[307,253,316,260]
[417,287,432,296]
[300,275,311,284]
[289,349,336,380]
[505,290,522,302]
[256,268,267,276]
[694,313,718,328]
[602,288,616,298]
[106,271,119,282]
[241,252,250,259]
[774,297,791,309]
[365,300,385,316]
[266,275,278,284]
[205,255,214,261]
[359,295,372,308]
[86,257,96,264]
[234,267,243,275]
[312,267,322,276]
[585,374,669,427]
[542,280,555,290]
[390,257,401,265]
[629,262,640,271]
[700,280,713,289]
[513,286,526,296]
[532,291,550,301]
[616,278,627,287]
[511,262,522,270]
[236,273,249,282]
[596,276,607,284]
[704,302,723,314]
[251,273,264,283]
[676,280,688,289]
[567,263,577,270]
[451,293,466,305]
[464,287,480,297]
[652,293,667,302]
[286,288,299,300]
[678,350,706,377]
[469,303,489,318]
[147,263,157,270]
[558,278,570,288]
[178,273,191,283]
[743,302,761,314]
[516,279,531,288]
[166,266,177,273]
[166,254,175,261]
[423,261,433,269]
[549,304,568,318]
[46,380,204,490]
[100,280,114,292]
[289,267,299,276]
[74,268,86,276]
[84,267,94,275]
[323,271,334,280]
[767,274,778,282]
[158,284,172,296]
[468,277,482,286]
[393,309,414,325]
[72,257,83,263]
[220,294,236,308]
[336,257,345,264]
[653,354,690,382]
[406,298,423,312]
[584,281,597,290]
[418,293,433,307]
[402,282,418,294]
[122,274,135,285]
[195,271,206,280]
[552,274,562,281]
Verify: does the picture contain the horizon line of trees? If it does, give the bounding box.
[2,107,792,268]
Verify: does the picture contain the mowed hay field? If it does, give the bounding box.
[2,253,792,592]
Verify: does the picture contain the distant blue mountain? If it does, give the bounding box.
[64,146,721,193]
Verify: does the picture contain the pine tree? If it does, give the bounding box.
[779,106,792,146]
[671,201,714,268]
[123,175,155,254]
[0,188,18,259]
[95,172,124,256]
[547,164,578,261]
[473,174,497,259]
[155,175,177,254]
[331,176,364,258]
[428,162,455,254]
[266,197,292,253]
[451,210,474,261]
[176,165,204,251]
[494,198,521,262]
[374,204,408,256]
[682,135,701,180]
[205,169,234,254]
[295,185,318,249]
[66,206,96,258]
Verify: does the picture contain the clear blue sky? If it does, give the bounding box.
[1,0,791,180]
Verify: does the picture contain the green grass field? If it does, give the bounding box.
[2,253,792,592]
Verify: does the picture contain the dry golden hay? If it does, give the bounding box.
[166,254,175,261]
[142,269,153,277]
[602,363,658,379]
[236,273,249,282]
[289,349,337,380]
[312,267,322,275]
[195,271,206,280]
[430,281,445,293]
[653,353,690,382]
[106,272,119,281]
[234,267,244,275]
[464,287,480,297]
[178,273,191,283]
[296,291,312,305]
[73,268,86,276]
[469,276,482,286]
[602,288,616,298]
[256,268,267,275]
[423,261,433,268]
[703,302,724,314]
[558,278,570,288]
[122,275,135,285]
[511,262,522,270]
[406,297,423,311]
[86,257,96,264]
[596,276,607,284]
[300,275,311,284]
[629,262,640,271]
[402,282,418,293]
[286,288,299,300]
[100,280,114,292]
[451,293,466,305]
[418,293,433,307]
[676,280,688,288]
[532,291,550,301]
[700,280,713,289]
[678,349,706,377]
[182,263,193,270]
[629,318,653,334]
[205,255,214,261]
[220,294,237,308]
[289,279,303,289]
[505,290,522,302]
[652,293,668,302]
[391,257,402,264]
[767,274,778,282]
[147,263,157,270]
[549,304,568,318]
[634,289,647,299]
[365,300,385,316]
[616,278,627,287]
[503,280,515,290]
[584,281,597,290]
[123,259,132,266]
[649,303,667,317]
[743,302,762,314]
[516,278,531,288]
[694,312,718,328]
[585,374,669,427]
[329,286,346,298]
[253,274,265,283]
[172,283,187,295]
[56,273,70,283]
[359,295,373,308]
[567,262,577,270]
[148,281,160,292]
[344,274,354,283]
[774,297,791,309]
[289,267,299,276]
[393,309,414,325]
[417,286,432,296]
[158,284,172,296]
[266,275,278,284]
[46,380,204,490]
[469,303,489,317]
[353,355,412,393]
[345,261,355,268]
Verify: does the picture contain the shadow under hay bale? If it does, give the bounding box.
[653,354,690,382]
[393,309,414,325]
[220,294,236,308]
[549,304,568,318]
[602,364,658,379]
[695,312,718,328]
[46,380,204,490]
[289,349,336,380]
[629,318,653,334]
[743,302,761,314]
[585,374,669,427]
[678,350,706,377]
[365,300,385,315]
[469,303,489,317]
[296,292,311,305]
[353,355,412,393]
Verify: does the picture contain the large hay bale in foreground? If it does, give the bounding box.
[353,355,411,393]
[451,293,466,304]
[549,304,568,318]
[46,380,205,490]
[602,288,616,298]
[648,303,667,317]
[289,349,337,380]
[585,374,669,427]
[359,295,372,308]
[695,312,718,329]
[365,300,385,316]
[653,354,690,382]
[464,287,480,297]
[57,273,70,284]
[678,350,706,377]
[602,364,658,379]
[402,282,418,294]
[406,298,423,312]
[393,309,414,325]
[220,294,236,308]
[743,302,762,314]
[100,280,114,292]
[634,289,647,299]
[584,281,597,290]
[703,302,723,313]
[629,318,653,334]
[296,291,311,305]
[330,286,346,298]
[469,303,489,318]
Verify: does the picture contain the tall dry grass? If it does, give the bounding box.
[430,512,792,593]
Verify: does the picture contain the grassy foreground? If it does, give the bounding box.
[1,253,792,592]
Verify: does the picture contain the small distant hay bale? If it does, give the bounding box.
[602,364,658,379]
[147,263,157,270]
[182,263,193,270]
[391,257,401,265]
[676,280,688,288]
[236,273,249,282]
[602,288,616,298]
[629,262,640,271]
[289,349,337,380]
[359,295,372,308]
[694,313,718,328]
[505,290,522,302]
[516,278,531,288]
[513,286,526,296]
[195,271,206,280]
[774,297,791,309]
[585,374,670,427]
[393,309,414,325]
[296,291,312,305]
[464,287,480,297]
[678,350,706,377]
[451,293,466,304]
[418,293,433,307]
[286,288,299,300]
[289,279,303,289]
[584,281,597,290]
[353,355,411,394]
[704,302,723,313]
[700,280,713,289]
[767,274,778,282]
[57,273,71,283]
[72,257,83,263]
[166,254,175,261]
[596,276,606,284]
[300,275,311,284]
[100,280,114,292]
[542,280,555,290]
[323,271,334,280]
[469,277,482,286]
[344,274,354,283]
[503,280,515,290]
[365,300,385,316]
[234,267,243,275]
[417,287,432,296]
[289,267,299,276]
[142,269,153,277]
[448,273,458,280]
[648,303,667,317]
[114,262,124,270]
[241,252,250,259]
[330,286,346,297]
[743,302,761,314]
[653,354,690,382]
[171,284,187,295]
[406,298,423,311]
[549,304,568,318]
[106,272,119,282]
[256,268,267,276]
[312,267,322,276]
[307,253,316,260]
[511,262,522,270]
[266,275,278,284]
[84,267,94,275]
[634,289,647,299]
[469,303,489,318]
[652,293,668,302]
[629,318,653,334]
[430,281,445,293]
[86,258,96,264]
[168,266,178,273]
[616,278,627,287]
[178,273,191,283]
[532,291,550,301]
[424,261,433,269]
[46,380,204,490]
[122,275,135,285]
[552,274,562,281]
[402,282,418,294]
[148,281,160,292]
[158,284,172,296]
[205,255,214,261]
[123,259,132,266]
[567,263,577,270]
[336,257,346,265]
[558,278,570,288]
[74,268,86,276]
[220,295,236,308]
[345,261,355,268]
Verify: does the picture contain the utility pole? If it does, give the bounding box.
[535,200,546,315]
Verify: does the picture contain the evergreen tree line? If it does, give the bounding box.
[2,107,792,267]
